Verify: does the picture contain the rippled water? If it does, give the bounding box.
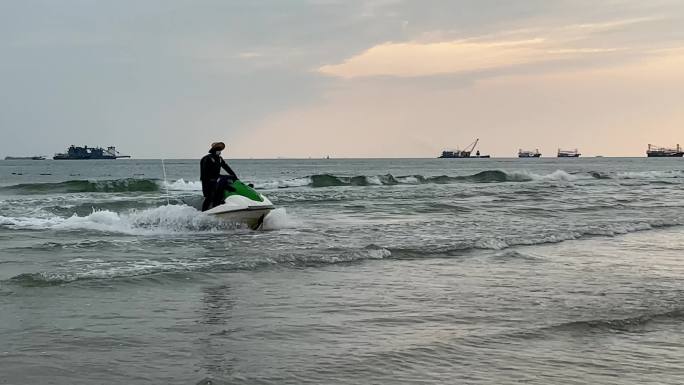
[1,158,683,384]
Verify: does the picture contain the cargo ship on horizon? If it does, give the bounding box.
[518,149,541,158]
[646,144,683,157]
[557,148,581,158]
[53,145,131,160]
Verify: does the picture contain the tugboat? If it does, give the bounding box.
[439,138,490,158]
[557,148,581,158]
[53,145,131,160]
[518,149,541,158]
[646,144,683,157]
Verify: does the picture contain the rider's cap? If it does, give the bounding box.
[210,142,226,151]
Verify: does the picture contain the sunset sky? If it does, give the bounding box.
[1,0,683,158]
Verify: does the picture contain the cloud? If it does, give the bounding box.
[237,51,263,59]
[563,16,664,34]
[317,16,671,79]
[318,37,622,78]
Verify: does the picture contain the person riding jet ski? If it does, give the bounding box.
[200,142,275,229]
[200,141,238,211]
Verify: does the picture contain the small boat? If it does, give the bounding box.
[204,178,275,230]
[518,149,541,158]
[646,144,683,157]
[557,149,581,158]
[4,156,46,160]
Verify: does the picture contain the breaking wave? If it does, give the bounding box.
[0,178,160,194]
[617,170,684,179]
[3,169,681,195]
[307,170,585,187]
[251,170,589,189]
[160,172,561,191]
[0,204,297,235]
[164,178,202,191]
[0,205,246,235]
[256,169,683,189]
[167,169,682,191]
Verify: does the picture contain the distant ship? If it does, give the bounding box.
[557,148,581,158]
[518,149,541,158]
[439,138,490,158]
[53,145,131,160]
[646,144,683,157]
[4,156,46,160]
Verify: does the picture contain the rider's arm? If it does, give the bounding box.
[220,158,238,179]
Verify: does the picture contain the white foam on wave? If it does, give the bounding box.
[396,176,421,184]
[474,238,510,250]
[164,179,202,191]
[162,170,594,192]
[256,177,312,190]
[617,170,684,179]
[0,214,64,228]
[584,222,654,236]
[0,205,242,235]
[506,169,582,182]
[165,177,313,191]
[262,208,300,230]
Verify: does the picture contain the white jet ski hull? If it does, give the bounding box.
[205,195,275,229]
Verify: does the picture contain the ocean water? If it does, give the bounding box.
[1,158,683,384]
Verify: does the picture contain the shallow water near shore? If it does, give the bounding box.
[1,158,683,384]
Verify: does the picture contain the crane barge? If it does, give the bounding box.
[439,138,490,158]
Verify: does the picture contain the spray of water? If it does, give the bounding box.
[161,159,170,205]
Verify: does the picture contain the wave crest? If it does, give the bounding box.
[0,205,243,234]
[0,178,159,194]
[544,309,684,334]
[267,170,584,189]
[4,169,679,195]
[0,204,297,235]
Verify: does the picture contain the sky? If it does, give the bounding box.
[1,0,683,158]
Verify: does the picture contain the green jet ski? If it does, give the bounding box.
[204,178,275,230]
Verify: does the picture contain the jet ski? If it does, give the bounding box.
[204,177,275,229]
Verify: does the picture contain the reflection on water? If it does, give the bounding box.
[198,283,236,380]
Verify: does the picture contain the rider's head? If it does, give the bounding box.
[209,142,226,154]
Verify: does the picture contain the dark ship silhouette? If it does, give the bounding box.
[557,148,581,158]
[439,138,490,158]
[647,144,683,157]
[518,149,541,158]
[53,145,131,160]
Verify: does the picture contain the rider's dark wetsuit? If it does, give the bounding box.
[200,151,238,211]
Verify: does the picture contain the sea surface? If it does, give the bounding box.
[1,158,683,384]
